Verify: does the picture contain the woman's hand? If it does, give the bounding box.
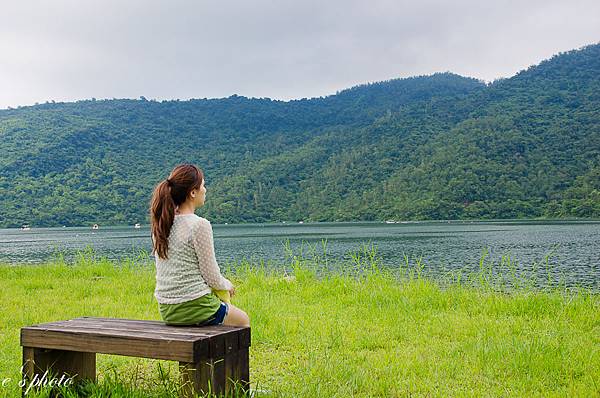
[229,286,236,298]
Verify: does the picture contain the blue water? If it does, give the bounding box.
[1,220,599,288]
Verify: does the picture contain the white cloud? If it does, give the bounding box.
[1,0,599,108]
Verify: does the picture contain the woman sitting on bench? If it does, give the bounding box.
[150,163,250,327]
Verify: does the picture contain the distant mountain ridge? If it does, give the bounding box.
[0,44,598,227]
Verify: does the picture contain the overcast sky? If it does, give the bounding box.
[1,0,599,109]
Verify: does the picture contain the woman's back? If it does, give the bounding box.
[154,213,232,304]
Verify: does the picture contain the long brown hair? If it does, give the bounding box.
[150,164,204,259]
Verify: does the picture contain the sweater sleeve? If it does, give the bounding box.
[191,218,234,291]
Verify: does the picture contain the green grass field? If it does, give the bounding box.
[0,248,598,397]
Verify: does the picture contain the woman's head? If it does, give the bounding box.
[150,163,205,259]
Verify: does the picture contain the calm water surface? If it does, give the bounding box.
[1,220,598,288]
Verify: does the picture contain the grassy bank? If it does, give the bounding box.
[0,252,598,397]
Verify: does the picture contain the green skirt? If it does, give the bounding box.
[158,293,222,326]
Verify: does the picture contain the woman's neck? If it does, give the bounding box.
[176,203,195,215]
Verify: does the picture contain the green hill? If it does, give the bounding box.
[0,44,599,227]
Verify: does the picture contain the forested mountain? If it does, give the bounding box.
[0,44,598,227]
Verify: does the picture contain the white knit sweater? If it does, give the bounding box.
[154,214,233,304]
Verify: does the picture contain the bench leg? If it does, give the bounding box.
[180,359,214,397]
[179,347,249,397]
[22,347,96,397]
[231,348,250,394]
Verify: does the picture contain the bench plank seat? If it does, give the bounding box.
[20,316,250,397]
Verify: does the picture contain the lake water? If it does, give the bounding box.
[1,220,599,289]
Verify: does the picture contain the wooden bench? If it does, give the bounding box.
[20,317,250,397]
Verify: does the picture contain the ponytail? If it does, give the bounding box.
[150,180,175,259]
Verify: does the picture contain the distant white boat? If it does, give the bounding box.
[92,224,99,230]
[385,220,395,224]
[298,221,304,224]
[134,223,141,229]
[21,224,31,230]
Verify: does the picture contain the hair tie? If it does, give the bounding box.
[166,178,173,187]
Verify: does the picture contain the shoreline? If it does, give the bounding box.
[2,217,600,230]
